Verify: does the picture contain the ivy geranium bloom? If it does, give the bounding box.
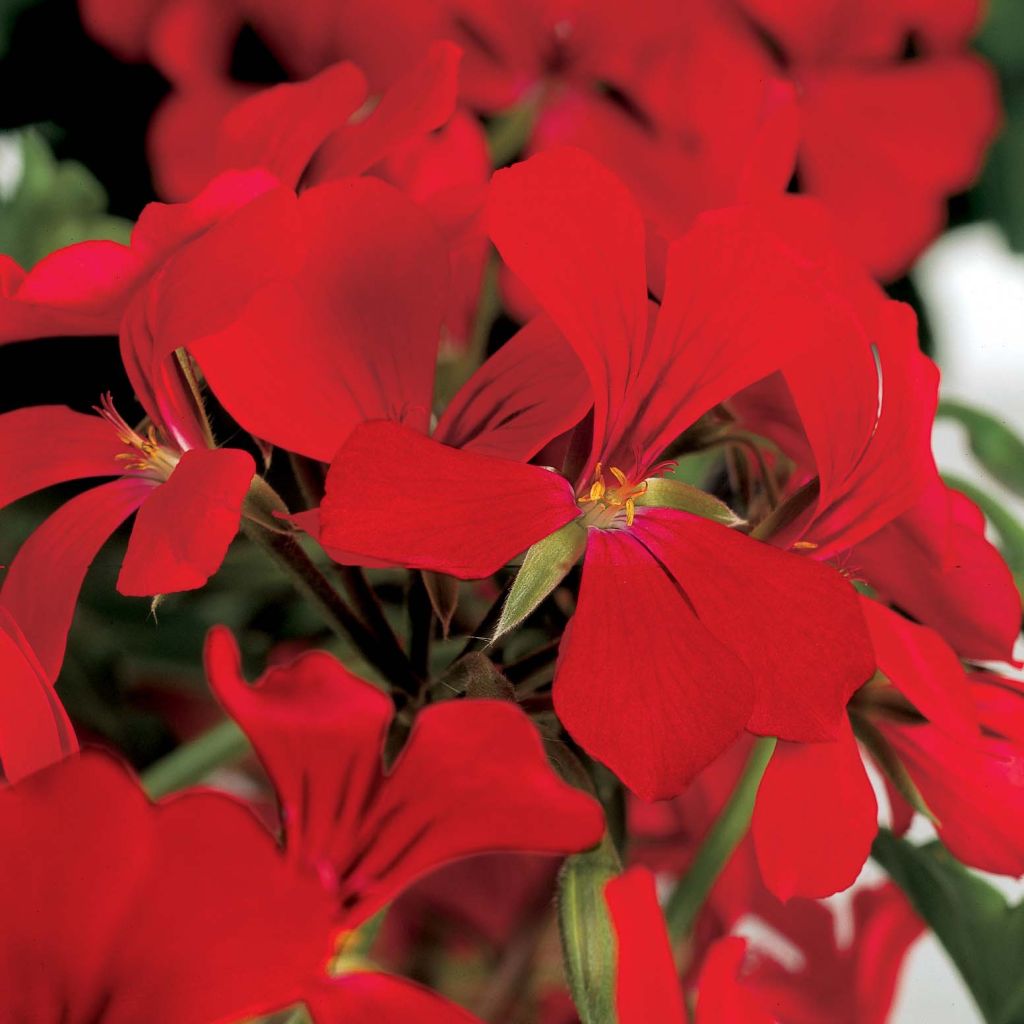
[732,0,1000,277]
[321,148,875,799]
[0,309,255,689]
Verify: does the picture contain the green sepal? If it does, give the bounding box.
[635,477,744,526]
[558,833,621,1024]
[492,519,586,642]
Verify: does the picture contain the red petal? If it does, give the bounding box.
[752,719,877,900]
[0,478,150,682]
[216,61,368,187]
[882,721,1024,876]
[632,508,875,742]
[800,58,1000,277]
[306,972,482,1024]
[321,421,579,579]
[435,315,591,462]
[0,752,334,1024]
[605,867,687,1024]
[185,178,448,461]
[0,610,77,784]
[695,938,773,1024]
[553,527,755,800]
[487,148,649,464]
[117,447,254,596]
[861,599,979,741]
[0,406,123,510]
[205,628,603,925]
[309,42,462,183]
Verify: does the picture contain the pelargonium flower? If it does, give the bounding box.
[320,147,877,799]
[731,0,1000,276]
[0,627,603,1022]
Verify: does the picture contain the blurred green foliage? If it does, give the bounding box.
[0,127,131,266]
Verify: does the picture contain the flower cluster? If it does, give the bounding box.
[0,0,1019,1021]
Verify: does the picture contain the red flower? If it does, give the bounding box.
[0,301,255,688]
[732,0,1000,276]
[321,148,876,799]
[204,626,605,924]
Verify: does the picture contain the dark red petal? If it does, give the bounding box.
[0,610,77,784]
[306,972,482,1024]
[695,938,773,1024]
[117,448,253,597]
[553,526,755,800]
[435,315,591,462]
[321,421,579,579]
[216,61,368,187]
[185,178,448,461]
[487,148,649,462]
[0,406,123,509]
[605,867,687,1024]
[632,508,875,742]
[310,42,462,183]
[752,719,877,900]
[0,478,150,682]
[0,751,335,1024]
[861,599,979,741]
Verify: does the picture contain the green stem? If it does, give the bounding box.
[243,521,420,693]
[142,720,249,799]
[487,98,539,166]
[664,736,777,944]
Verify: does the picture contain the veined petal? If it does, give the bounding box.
[487,148,649,463]
[435,315,591,462]
[752,719,877,901]
[216,61,368,187]
[185,179,448,461]
[605,867,687,1024]
[0,477,151,683]
[554,527,755,800]
[321,421,579,579]
[631,507,875,742]
[117,448,254,597]
[0,610,77,785]
[0,406,123,510]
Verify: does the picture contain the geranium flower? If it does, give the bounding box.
[731,0,1000,276]
[320,148,877,799]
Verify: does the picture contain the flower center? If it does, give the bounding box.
[578,463,647,528]
[96,393,181,482]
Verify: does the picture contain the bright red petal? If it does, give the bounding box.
[605,867,687,1024]
[0,478,150,682]
[117,447,254,597]
[0,610,77,784]
[631,508,875,742]
[435,315,591,462]
[487,147,649,463]
[752,718,877,900]
[306,972,482,1024]
[695,938,773,1024]
[321,421,579,579]
[554,526,755,800]
[184,179,448,461]
[0,406,123,510]
[215,61,368,187]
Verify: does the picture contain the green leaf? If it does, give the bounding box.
[944,474,1024,585]
[635,477,744,526]
[0,0,36,58]
[872,830,1024,1024]
[492,519,586,642]
[0,128,132,268]
[938,400,1024,498]
[558,833,621,1024]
